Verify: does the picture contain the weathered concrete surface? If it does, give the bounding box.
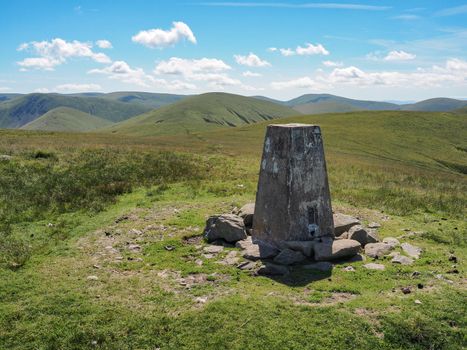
[252,124,334,247]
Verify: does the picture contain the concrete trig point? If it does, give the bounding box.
[252,123,334,247]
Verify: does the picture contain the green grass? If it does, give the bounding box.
[21,107,113,132]
[0,109,466,349]
[103,92,299,136]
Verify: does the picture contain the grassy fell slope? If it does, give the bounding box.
[103,92,300,136]
[402,98,467,112]
[101,91,187,109]
[0,93,151,128]
[20,107,113,132]
[0,109,465,349]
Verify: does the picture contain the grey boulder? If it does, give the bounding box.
[391,253,414,265]
[382,237,400,248]
[280,240,314,257]
[348,226,379,247]
[365,242,394,258]
[204,214,247,243]
[238,203,255,227]
[401,243,422,259]
[333,213,360,236]
[314,239,361,261]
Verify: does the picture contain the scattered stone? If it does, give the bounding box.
[202,254,214,259]
[164,245,175,251]
[280,240,314,257]
[335,232,349,240]
[414,299,422,305]
[411,271,421,277]
[128,244,141,252]
[448,254,457,263]
[129,228,142,235]
[348,225,379,247]
[401,243,422,259]
[257,263,289,276]
[303,261,333,272]
[218,251,239,265]
[343,266,355,272]
[0,155,12,161]
[368,222,381,229]
[382,237,400,248]
[365,242,393,258]
[203,245,224,254]
[314,239,361,261]
[237,261,257,270]
[238,203,255,227]
[391,254,414,265]
[195,297,207,303]
[87,275,99,281]
[204,214,247,243]
[195,259,203,266]
[273,249,306,265]
[333,213,360,236]
[363,263,385,270]
[417,283,424,289]
[235,236,253,250]
[401,287,411,294]
[447,268,459,274]
[92,264,101,269]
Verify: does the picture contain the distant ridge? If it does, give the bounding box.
[21,107,112,132]
[103,92,299,136]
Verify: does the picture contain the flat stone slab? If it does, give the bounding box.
[382,237,400,248]
[363,263,386,270]
[401,243,422,259]
[314,239,361,261]
[235,236,253,250]
[203,245,224,254]
[391,253,414,265]
[365,242,394,258]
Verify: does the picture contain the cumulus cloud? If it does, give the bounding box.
[384,50,416,61]
[274,43,330,56]
[271,76,323,90]
[17,38,111,70]
[154,57,231,75]
[55,83,102,92]
[267,47,277,52]
[242,70,262,77]
[326,58,467,87]
[234,53,271,67]
[89,60,155,87]
[96,40,113,49]
[132,21,196,48]
[322,60,343,67]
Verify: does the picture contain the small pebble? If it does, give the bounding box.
[414,299,422,305]
[401,287,411,294]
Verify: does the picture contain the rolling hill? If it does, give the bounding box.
[400,98,467,112]
[99,91,187,109]
[20,107,112,132]
[103,92,300,136]
[254,94,467,114]
[0,93,152,128]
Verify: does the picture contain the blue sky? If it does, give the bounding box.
[1,0,466,100]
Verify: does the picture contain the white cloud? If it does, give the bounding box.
[392,14,420,20]
[34,88,50,93]
[296,43,329,56]
[271,76,323,90]
[436,4,467,17]
[267,47,277,52]
[384,50,416,61]
[276,43,330,56]
[96,40,113,49]
[280,48,295,57]
[323,60,343,67]
[132,21,196,48]
[55,83,102,92]
[242,70,262,77]
[89,60,155,87]
[234,53,271,67]
[17,38,111,70]
[154,57,231,75]
[325,58,467,87]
